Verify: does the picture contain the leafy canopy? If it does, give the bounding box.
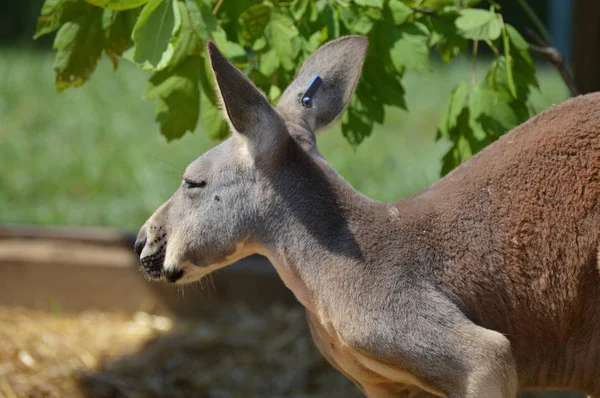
[35,0,539,173]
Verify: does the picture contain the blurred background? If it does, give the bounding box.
[0,1,598,397]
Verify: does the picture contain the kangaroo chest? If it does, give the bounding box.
[272,254,444,396]
[305,311,443,397]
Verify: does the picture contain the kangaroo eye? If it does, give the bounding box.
[184,179,206,189]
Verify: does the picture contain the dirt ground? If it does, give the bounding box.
[0,304,360,398]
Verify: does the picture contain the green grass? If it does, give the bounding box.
[0,50,569,230]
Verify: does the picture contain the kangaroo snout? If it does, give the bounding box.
[133,236,146,256]
[164,268,184,283]
[135,223,169,281]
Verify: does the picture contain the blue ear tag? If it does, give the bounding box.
[301,75,323,108]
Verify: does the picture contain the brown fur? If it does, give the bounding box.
[427,93,600,391]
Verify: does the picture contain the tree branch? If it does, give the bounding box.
[515,0,552,44]
[525,29,580,97]
[471,40,478,87]
[212,0,224,15]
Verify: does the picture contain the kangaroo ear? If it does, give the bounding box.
[207,41,286,154]
[276,36,368,133]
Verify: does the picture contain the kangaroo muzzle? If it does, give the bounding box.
[135,223,170,281]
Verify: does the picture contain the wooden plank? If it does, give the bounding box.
[0,223,137,247]
[0,225,296,316]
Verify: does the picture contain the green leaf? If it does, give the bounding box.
[485,56,535,101]
[85,0,149,10]
[35,0,90,38]
[354,0,383,9]
[292,35,305,62]
[505,24,528,52]
[438,81,467,136]
[291,0,309,21]
[168,1,202,68]
[201,92,229,140]
[468,84,517,143]
[268,85,282,103]
[197,54,217,105]
[438,34,467,62]
[340,5,374,35]
[266,12,299,71]
[364,6,383,20]
[362,64,406,108]
[102,8,139,69]
[428,9,467,62]
[404,0,477,9]
[356,85,384,124]
[259,48,280,76]
[252,37,267,51]
[439,80,524,174]
[502,25,516,98]
[186,0,217,41]
[211,29,247,64]
[440,107,470,175]
[306,27,328,52]
[443,37,467,60]
[320,3,340,39]
[418,0,459,8]
[239,3,272,45]
[389,22,430,72]
[388,0,412,25]
[309,0,322,22]
[146,56,201,140]
[455,8,501,41]
[131,0,180,71]
[53,7,104,92]
[505,24,535,79]
[341,95,374,147]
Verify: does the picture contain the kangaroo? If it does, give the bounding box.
[134,36,600,397]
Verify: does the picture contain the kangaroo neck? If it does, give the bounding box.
[261,150,396,313]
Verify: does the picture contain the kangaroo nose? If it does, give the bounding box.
[134,237,147,256]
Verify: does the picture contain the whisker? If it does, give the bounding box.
[207,274,217,298]
[154,157,188,173]
[148,168,184,176]
[198,278,207,299]
[192,280,204,299]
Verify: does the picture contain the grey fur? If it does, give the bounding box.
[277,36,368,134]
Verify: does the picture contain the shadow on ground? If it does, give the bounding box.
[76,303,361,398]
[75,303,584,398]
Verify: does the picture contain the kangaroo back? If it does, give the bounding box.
[425,93,600,390]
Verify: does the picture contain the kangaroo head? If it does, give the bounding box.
[135,36,368,284]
